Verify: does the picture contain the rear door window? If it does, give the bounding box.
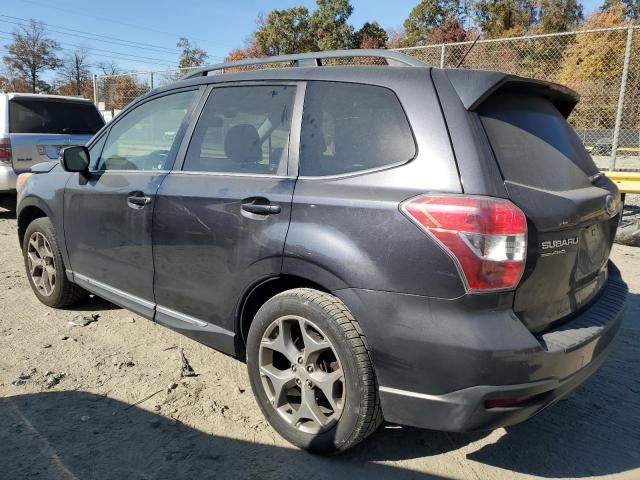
[300,82,416,176]
[9,99,104,134]
[183,85,296,176]
[479,92,598,191]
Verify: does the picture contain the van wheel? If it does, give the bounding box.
[23,218,86,308]
[247,288,382,454]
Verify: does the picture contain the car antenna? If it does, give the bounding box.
[455,33,482,68]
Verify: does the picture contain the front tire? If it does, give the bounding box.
[23,217,86,308]
[247,288,382,454]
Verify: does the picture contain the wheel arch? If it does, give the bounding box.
[17,200,51,248]
[236,274,331,359]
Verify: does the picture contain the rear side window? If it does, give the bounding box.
[183,85,296,176]
[300,82,415,176]
[9,99,104,135]
[479,92,598,191]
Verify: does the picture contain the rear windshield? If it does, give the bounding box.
[479,92,598,191]
[9,99,104,135]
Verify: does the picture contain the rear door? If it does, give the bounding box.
[8,97,104,173]
[478,91,621,332]
[152,83,302,348]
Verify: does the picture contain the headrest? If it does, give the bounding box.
[224,124,262,163]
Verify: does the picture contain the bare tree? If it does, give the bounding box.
[2,19,61,93]
[96,61,119,76]
[57,48,91,96]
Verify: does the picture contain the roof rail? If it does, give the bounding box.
[182,49,428,79]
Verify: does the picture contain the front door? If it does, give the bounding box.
[152,83,302,350]
[64,89,200,317]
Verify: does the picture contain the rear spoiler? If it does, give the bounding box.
[443,69,579,118]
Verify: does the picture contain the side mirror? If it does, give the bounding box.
[61,146,90,173]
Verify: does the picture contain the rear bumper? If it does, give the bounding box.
[335,262,627,432]
[0,165,17,193]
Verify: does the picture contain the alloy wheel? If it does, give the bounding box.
[27,232,56,297]
[259,315,345,434]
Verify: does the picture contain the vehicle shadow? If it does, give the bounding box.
[346,293,640,478]
[0,208,16,220]
[64,294,122,312]
[466,291,640,478]
[4,287,637,479]
[0,391,446,480]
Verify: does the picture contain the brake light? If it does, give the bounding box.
[401,195,527,292]
[0,137,11,164]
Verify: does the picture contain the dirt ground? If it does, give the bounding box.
[1,208,639,480]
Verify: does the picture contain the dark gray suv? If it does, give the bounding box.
[16,50,628,454]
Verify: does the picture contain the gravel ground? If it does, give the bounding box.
[1,209,639,480]
[620,195,640,226]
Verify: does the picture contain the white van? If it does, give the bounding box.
[0,93,104,209]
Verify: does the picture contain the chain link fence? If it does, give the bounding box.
[94,25,640,170]
[93,67,198,122]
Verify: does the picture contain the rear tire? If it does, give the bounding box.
[23,217,86,308]
[247,288,382,454]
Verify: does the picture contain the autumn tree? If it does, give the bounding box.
[403,0,465,46]
[560,3,631,85]
[354,21,388,48]
[386,27,408,48]
[601,0,640,20]
[560,3,638,130]
[226,42,265,61]
[2,19,61,93]
[474,0,538,38]
[537,0,584,33]
[0,74,31,93]
[426,18,475,43]
[255,7,317,55]
[56,48,92,97]
[309,0,355,50]
[107,75,148,112]
[177,37,208,68]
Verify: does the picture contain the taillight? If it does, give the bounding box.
[0,137,11,164]
[401,194,527,292]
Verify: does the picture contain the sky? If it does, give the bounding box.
[1,0,605,77]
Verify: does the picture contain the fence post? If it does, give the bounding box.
[440,44,445,68]
[92,74,98,105]
[150,72,154,90]
[609,26,634,171]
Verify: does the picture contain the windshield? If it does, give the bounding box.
[479,92,598,191]
[9,99,104,135]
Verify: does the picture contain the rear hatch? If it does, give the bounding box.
[476,85,621,332]
[8,97,104,173]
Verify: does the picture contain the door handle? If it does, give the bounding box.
[241,197,281,215]
[127,192,152,209]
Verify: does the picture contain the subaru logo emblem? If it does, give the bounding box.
[604,195,617,216]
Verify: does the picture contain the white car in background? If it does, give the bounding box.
[0,93,104,210]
